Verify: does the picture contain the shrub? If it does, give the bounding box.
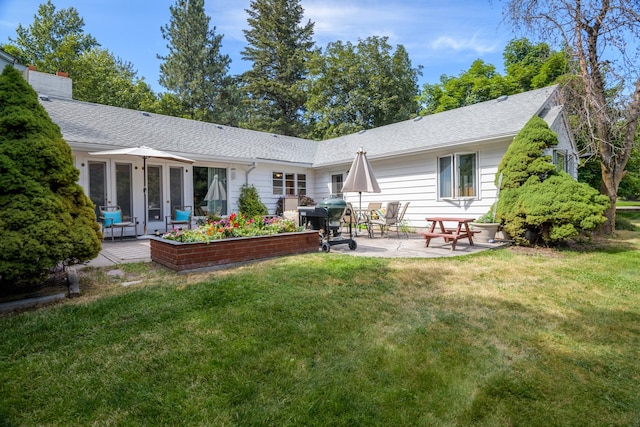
[0,66,101,290]
[496,116,608,245]
[237,184,268,218]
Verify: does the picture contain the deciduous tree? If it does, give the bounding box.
[7,0,98,74]
[504,0,640,233]
[417,39,566,115]
[306,36,421,139]
[5,1,158,111]
[73,48,157,110]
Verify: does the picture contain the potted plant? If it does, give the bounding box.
[470,211,500,243]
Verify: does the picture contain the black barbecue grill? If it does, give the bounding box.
[298,197,357,252]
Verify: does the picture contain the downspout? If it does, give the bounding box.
[245,162,257,184]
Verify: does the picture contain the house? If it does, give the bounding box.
[15,65,577,236]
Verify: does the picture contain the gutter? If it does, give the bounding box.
[245,162,257,184]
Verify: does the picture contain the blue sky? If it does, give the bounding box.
[0,0,517,93]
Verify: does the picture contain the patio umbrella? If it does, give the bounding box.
[204,174,227,215]
[89,146,195,234]
[342,147,381,231]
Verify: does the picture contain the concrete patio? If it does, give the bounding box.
[86,233,506,268]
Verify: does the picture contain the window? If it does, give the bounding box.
[331,174,343,197]
[193,167,227,216]
[437,153,477,199]
[297,174,306,196]
[273,172,284,195]
[115,163,133,219]
[554,150,567,172]
[273,172,306,195]
[286,173,295,195]
[147,165,163,220]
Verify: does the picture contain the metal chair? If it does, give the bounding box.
[368,201,400,238]
[99,206,137,241]
[356,202,381,236]
[165,206,192,232]
[390,202,410,238]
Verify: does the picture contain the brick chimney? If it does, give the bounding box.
[22,67,73,100]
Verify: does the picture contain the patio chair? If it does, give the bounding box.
[390,202,410,238]
[99,206,137,241]
[342,202,355,233]
[356,202,382,236]
[165,206,193,232]
[368,201,400,238]
[283,195,299,212]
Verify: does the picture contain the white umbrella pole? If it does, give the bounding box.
[358,191,363,236]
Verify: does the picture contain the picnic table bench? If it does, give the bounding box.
[422,217,478,251]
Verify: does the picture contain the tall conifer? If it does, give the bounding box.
[159,0,233,123]
[241,0,316,137]
[0,66,101,288]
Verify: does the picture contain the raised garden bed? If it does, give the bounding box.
[150,231,319,272]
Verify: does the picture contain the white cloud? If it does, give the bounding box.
[431,34,499,55]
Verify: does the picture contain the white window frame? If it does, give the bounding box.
[554,150,567,173]
[331,174,344,198]
[273,171,307,195]
[437,152,479,200]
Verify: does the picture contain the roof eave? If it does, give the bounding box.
[311,132,518,168]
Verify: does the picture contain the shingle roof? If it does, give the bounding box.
[41,97,318,165]
[39,85,558,167]
[312,85,559,166]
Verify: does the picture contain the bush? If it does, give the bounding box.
[237,184,268,218]
[496,116,608,245]
[0,66,101,290]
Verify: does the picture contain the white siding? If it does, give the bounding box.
[313,139,512,230]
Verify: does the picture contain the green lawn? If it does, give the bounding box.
[1,230,640,426]
[617,199,640,207]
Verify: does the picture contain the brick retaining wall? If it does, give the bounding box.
[150,231,319,272]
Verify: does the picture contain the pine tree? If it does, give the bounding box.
[158,0,234,123]
[0,66,101,289]
[241,0,316,136]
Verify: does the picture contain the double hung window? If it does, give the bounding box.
[273,172,307,196]
[438,153,477,199]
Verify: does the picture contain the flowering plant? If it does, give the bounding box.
[162,213,302,243]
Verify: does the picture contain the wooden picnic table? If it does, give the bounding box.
[422,217,478,251]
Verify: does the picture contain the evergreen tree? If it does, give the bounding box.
[495,116,608,245]
[0,66,101,289]
[158,0,234,123]
[241,0,316,136]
